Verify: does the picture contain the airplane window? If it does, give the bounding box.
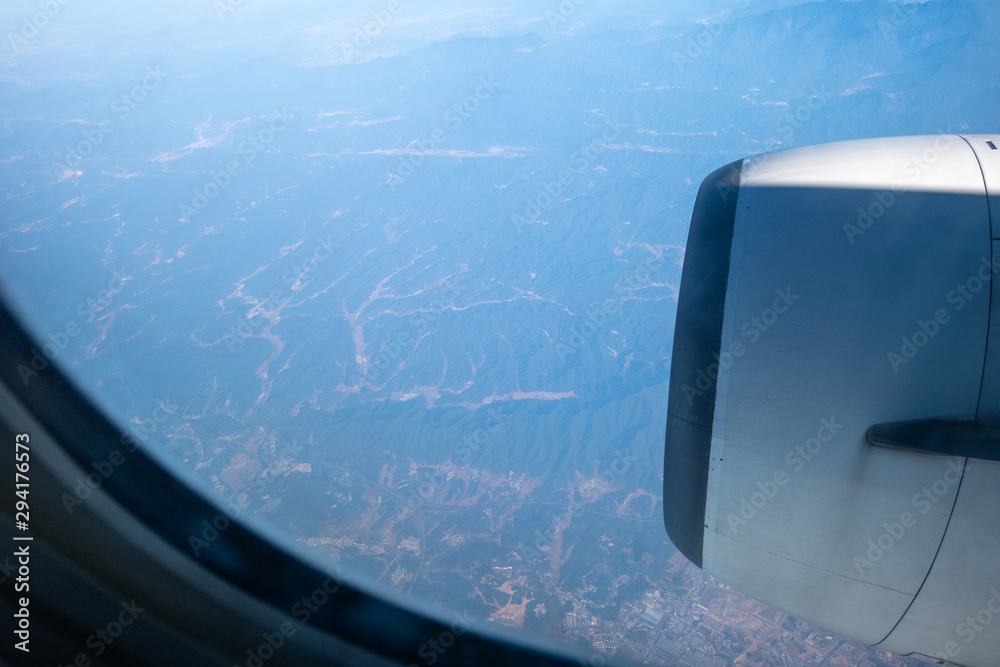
[1,0,997,665]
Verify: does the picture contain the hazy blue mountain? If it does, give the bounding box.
[2,0,997,664]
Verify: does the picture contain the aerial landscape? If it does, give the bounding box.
[2,0,998,664]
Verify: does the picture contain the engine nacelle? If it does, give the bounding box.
[664,135,1000,667]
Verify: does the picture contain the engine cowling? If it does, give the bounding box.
[664,134,1000,667]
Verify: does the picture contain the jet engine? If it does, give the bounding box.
[664,134,1000,667]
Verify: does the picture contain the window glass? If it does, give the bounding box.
[1,1,995,665]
